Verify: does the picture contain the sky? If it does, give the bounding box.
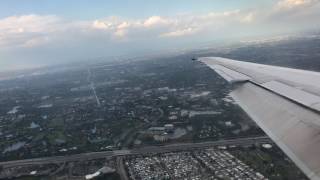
[0,0,320,71]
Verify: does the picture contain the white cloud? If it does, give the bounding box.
[1,2,319,50]
[92,20,109,29]
[0,14,62,48]
[161,28,197,37]
[1,0,320,71]
[241,13,255,23]
[263,0,320,29]
[0,14,59,34]
[117,21,130,29]
[277,0,318,9]
[143,16,168,27]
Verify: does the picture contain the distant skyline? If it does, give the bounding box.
[0,0,320,71]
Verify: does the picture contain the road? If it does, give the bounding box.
[87,68,101,107]
[0,136,271,168]
[117,156,129,180]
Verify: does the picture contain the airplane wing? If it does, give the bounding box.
[198,57,320,180]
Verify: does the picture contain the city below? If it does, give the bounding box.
[0,136,278,180]
[1,35,319,180]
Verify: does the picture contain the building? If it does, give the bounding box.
[164,124,174,133]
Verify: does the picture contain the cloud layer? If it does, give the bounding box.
[0,0,320,71]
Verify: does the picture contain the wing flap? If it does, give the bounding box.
[231,83,320,180]
[261,81,320,113]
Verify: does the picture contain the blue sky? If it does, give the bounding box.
[0,0,275,19]
[0,0,319,71]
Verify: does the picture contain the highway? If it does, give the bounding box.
[0,136,272,168]
[87,68,101,107]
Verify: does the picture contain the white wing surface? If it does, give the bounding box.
[199,57,320,180]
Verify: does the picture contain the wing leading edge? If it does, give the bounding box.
[199,57,320,180]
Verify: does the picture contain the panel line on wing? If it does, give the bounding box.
[208,64,250,83]
[261,81,320,113]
